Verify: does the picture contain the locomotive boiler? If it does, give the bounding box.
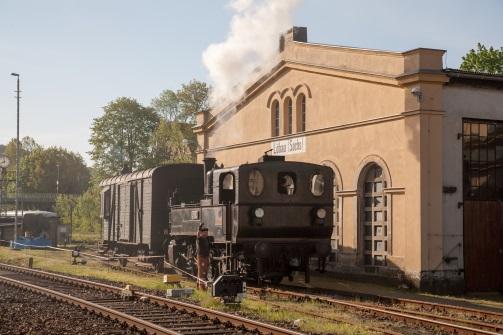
[168,155,333,283]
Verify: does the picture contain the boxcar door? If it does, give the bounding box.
[462,119,503,291]
[129,182,137,243]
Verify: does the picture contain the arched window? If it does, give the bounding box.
[296,94,306,132]
[271,100,280,137]
[360,164,388,266]
[284,97,293,135]
[220,172,235,204]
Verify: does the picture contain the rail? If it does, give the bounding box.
[0,263,303,335]
[247,286,503,335]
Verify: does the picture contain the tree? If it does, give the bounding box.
[55,194,78,226]
[151,80,210,124]
[20,146,90,194]
[89,97,159,178]
[151,89,180,122]
[460,43,503,74]
[148,120,192,165]
[72,185,101,233]
[177,79,210,124]
[3,136,41,168]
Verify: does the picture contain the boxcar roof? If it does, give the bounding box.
[99,164,201,187]
[99,167,157,186]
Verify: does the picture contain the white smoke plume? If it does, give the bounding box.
[203,0,300,108]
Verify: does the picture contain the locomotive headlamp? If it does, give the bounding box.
[316,208,327,219]
[254,207,265,218]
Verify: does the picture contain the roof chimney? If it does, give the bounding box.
[292,26,307,42]
[280,26,307,52]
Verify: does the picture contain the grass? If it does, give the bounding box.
[0,247,166,291]
[239,296,379,335]
[71,231,101,244]
[0,246,379,334]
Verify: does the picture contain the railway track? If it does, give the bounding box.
[286,284,503,324]
[89,255,503,334]
[0,263,302,335]
[247,286,503,335]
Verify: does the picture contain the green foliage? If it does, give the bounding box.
[55,184,100,234]
[72,185,101,233]
[151,79,209,124]
[148,120,193,165]
[20,146,89,194]
[460,43,503,74]
[3,136,41,168]
[2,137,89,195]
[55,194,77,226]
[89,97,160,178]
[151,89,180,122]
[177,79,210,124]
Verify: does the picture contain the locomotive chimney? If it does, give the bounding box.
[203,157,217,195]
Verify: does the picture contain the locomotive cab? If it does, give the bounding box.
[234,160,334,282]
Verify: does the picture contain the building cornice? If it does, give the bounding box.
[198,112,405,154]
[196,61,448,135]
[402,109,445,117]
[197,106,447,154]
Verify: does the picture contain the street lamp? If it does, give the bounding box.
[10,73,20,248]
[56,163,60,194]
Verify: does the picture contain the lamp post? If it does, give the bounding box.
[11,73,20,247]
[56,163,60,194]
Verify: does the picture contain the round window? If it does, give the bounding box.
[311,173,325,196]
[248,169,264,196]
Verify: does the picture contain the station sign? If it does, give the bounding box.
[271,136,306,156]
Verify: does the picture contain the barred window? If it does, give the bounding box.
[463,119,503,201]
[297,94,306,132]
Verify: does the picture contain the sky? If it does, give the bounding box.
[1,0,502,165]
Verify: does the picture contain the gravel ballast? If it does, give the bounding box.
[0,283,142,335]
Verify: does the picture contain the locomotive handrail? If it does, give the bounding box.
[170,203,203,209]
[163,260,211,287]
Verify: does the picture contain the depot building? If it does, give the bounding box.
[194,27,503,292]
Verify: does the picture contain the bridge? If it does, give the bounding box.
[0,193,59,211]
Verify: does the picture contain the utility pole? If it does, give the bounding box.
[11,73,20,247]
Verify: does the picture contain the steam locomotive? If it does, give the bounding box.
[100,155,333,283]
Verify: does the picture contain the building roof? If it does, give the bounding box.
[444,68,503,88]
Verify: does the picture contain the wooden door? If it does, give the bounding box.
[464,201,503,291]
[462,119,503,291]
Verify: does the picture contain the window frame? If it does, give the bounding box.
[277,171,297,196]
[297,94,306,132]
[272,100,280,137]
[248,169,265,197]
[310,172,325,196]
[283,97,293,135]
[221,172,235,190]
[462,118,503,201]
